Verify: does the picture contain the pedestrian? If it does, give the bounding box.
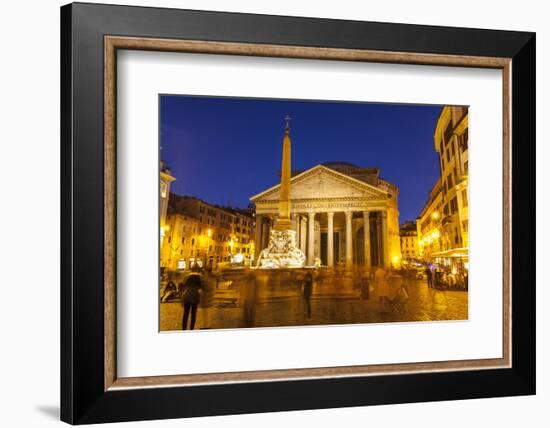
[240,270,258,328]
[391,280,409,313]
[434,269,442,288]
[302,271,313,318]
[448,272,457,288]
[181,267,203,330]
[425,266,433,288]
[200,270,216,329]
[161,279,176,303]
[375,267,390,308]
[360,269,370,300]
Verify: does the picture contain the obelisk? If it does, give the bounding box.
[255,115,306,268]
[274,115,293,230]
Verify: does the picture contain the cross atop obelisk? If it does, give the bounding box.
[274,115,293,230]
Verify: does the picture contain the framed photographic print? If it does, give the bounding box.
[61,2,536,424]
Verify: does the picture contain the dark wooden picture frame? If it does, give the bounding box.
[61,2,535,424]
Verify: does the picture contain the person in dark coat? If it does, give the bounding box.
[434,269,442,288]
[425,267,433,288]
[302,272,313,319]
[181,271,203,330]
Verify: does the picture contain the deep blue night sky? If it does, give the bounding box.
[160,95,442,222]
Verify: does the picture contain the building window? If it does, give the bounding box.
[450,197,458,214]
[167,236,171,244]
[446,148,451,163]
[447,174,453,191]
[181,237,185,244]
[461,189,468,207]
[444,121,453,144]
[191,238,195,246]
[461,128,469,152]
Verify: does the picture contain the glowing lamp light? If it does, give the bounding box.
[207,229,212,237]
[431,212,440,220]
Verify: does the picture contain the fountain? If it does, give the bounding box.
[256,115,306,268]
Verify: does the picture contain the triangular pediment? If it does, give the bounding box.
[250,165,390,202]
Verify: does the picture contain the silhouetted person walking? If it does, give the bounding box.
[303,272,313,319]
[375,267,389,308]
[200,271,216,329]
[425,267,433,288]
[181,268,203,330]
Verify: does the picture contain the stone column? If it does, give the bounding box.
[300,216,307,253]
[381,210,389,267]
[291,213,298,235]
[327,212,334,267]
[307,212,315,265]
[254,214,263,262]
[345,211,353,268]
[262,218,271,250]
[363,211,371,268]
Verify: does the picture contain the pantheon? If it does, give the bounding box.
[250,162,402,268]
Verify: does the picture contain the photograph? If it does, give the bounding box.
[54,2,536,424]
[159,95,470,331]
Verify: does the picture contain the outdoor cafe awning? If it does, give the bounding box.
[430,247,469,259]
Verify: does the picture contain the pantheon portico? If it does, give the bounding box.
[250,162,402,268]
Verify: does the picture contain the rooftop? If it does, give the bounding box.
[168,193,254,219]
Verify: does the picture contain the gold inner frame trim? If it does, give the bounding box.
[104,35,512,391]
